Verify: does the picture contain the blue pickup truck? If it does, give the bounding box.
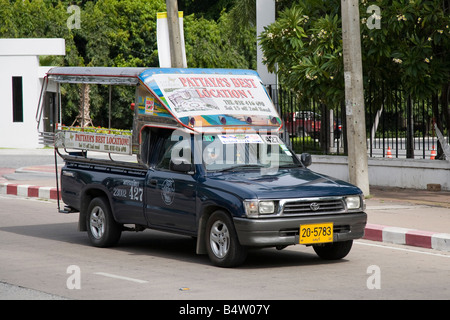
[44,67,367,267]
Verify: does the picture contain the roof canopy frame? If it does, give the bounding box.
[46,67,148,86]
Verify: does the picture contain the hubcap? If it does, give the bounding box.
[209,220,230,258]
[90,206,105,239]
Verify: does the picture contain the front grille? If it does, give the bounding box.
[281,198,345,216]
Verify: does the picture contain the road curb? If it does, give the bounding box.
[364,223,450,252]
[0,182,60,200]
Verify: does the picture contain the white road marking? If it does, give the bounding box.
[94,272,148,284]
[366,205,429,210]
[355,240,450,258]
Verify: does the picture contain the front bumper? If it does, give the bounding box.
[233,212,367,247]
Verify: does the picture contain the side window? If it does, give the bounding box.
[140,127,174,167]
[155,132,193,171]
[140,128,151,165]
[155,138,178,170]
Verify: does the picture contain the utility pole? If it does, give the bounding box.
[256,0,276,86]
[341,0,370,196]
[166,0,184,68]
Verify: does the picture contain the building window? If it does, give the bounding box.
[12,76,23,122]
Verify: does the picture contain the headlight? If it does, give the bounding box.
[345,195,361,210]
[259,201,275,214]
[244,200,276,217]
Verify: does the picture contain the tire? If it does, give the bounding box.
[313,240,353,260]
[86,197,121,247]
[205,211,247,268]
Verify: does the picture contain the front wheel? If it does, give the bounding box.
[205,211,247,268]
[313,240,353,260]
[86,197,121,247]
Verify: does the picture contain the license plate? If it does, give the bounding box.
[299,223,333,244]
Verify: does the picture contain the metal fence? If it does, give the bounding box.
[267,85,449,160]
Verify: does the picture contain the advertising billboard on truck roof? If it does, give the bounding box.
[45,67,282,133]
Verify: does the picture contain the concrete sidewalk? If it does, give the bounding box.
[0,164,61,200]
[1,164,449,252]
[365,187,450,252]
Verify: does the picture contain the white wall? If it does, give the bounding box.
[0,55,41,148]
[0,39,65,149]
[309,155,450,191]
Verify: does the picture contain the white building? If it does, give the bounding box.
[0,38,65,148]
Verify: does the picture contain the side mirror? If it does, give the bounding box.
[300,153,312,167]
[170,160,194,174]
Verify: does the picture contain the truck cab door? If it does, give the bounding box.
[144,134,197,234]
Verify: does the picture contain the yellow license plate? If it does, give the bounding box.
[299,223,333,244]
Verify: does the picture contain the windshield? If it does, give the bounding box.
[201,133,300,172]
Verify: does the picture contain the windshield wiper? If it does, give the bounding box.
[278,163,303,168]
[215,164,265,172]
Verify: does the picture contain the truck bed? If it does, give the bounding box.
[60,154,148,227]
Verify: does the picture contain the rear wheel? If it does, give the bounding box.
[86,197,121,247]
[313,240,353,260]
[205,211,247,268]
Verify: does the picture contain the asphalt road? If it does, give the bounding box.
[1,195,449,302]
[0,150,55,169]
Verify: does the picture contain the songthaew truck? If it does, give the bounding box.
[37,67,366,267]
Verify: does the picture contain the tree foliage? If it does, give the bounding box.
[259,2,345,107]
[363,0,449,100]
[184,12,254,69]
[259,0,449,106]
[179,0,234,20]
